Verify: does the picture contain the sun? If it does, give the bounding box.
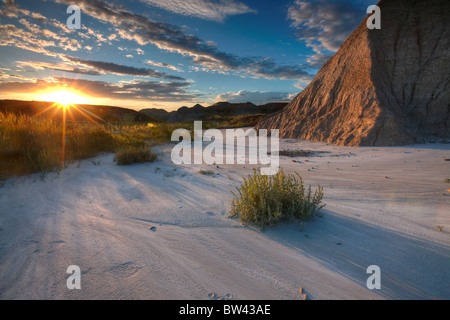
[43,89,88,108]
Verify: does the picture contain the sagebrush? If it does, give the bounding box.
[230,168,324,227]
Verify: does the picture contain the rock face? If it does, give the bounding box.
[256,0,450,146]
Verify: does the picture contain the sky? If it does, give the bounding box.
[0,0,374,111]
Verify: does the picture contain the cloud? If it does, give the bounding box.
[50,0,313,80]
[245,58,314,81]
[19,18,82,51]
[62,56,187,80]
[16,61,102,76]
[0,77,200,102]
[0,0,45,21]
[140,0,256,22]
[215,90,292,105]
[84,26,109,43]
[0,1,114,56]
[145,60,183,72]
[287,0,373,68]
[0,69,36,81]
[1,10,187,81]
[0,15,85,56]
[305,52,335,69]
[0,24,58,57]
[12,56,186,81]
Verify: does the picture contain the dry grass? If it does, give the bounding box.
[0,113,172,179]
[115,145,157,165]
[230,168,324,228]
[0,113,115,179]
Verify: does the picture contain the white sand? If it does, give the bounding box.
[0,137,449,300]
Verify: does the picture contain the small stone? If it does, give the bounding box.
[208,292,216,299]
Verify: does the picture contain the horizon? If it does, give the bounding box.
[0,0,373,111]
[0,97,290,112]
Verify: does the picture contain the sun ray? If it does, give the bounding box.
[35,87,110,168]
[42,88,88,107]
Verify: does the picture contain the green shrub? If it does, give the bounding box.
[199,169,215,175]
[230,168,324,227]
[114,144,157,165]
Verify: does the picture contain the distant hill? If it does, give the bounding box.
[140,102,288,122]
[0,100,154,122]
[0,100,289,124]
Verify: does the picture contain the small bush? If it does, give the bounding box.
[199,169,215,175]
[114,144,157,165]
[230,168,324,227]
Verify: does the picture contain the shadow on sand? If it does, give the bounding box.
[262,210,450,300]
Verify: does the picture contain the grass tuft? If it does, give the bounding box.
[199,169,215,175]
[114,144,157,165]
[230,168,324,228]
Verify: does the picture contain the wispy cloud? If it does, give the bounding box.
[17,18,83,51]
[0,77,200,102]
[16,61,102,76]
[140,0,256,22]
[0,69,36,81]
[0,0,45,21]
[216,90,292,105]
[287,0,372,68]
[62,56,187,81]
[145,60,183,72]
[50,0,313,80]
[0,24,58,57]
[245,58,314,81]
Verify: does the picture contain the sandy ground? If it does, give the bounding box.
[0,137,449,300]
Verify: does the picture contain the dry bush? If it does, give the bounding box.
[230,168,324,227]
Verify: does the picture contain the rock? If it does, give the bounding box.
[208,292,216,299]
[256,0,450,146]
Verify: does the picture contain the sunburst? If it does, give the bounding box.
[43,89,87,109]
[36,88,107,167]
